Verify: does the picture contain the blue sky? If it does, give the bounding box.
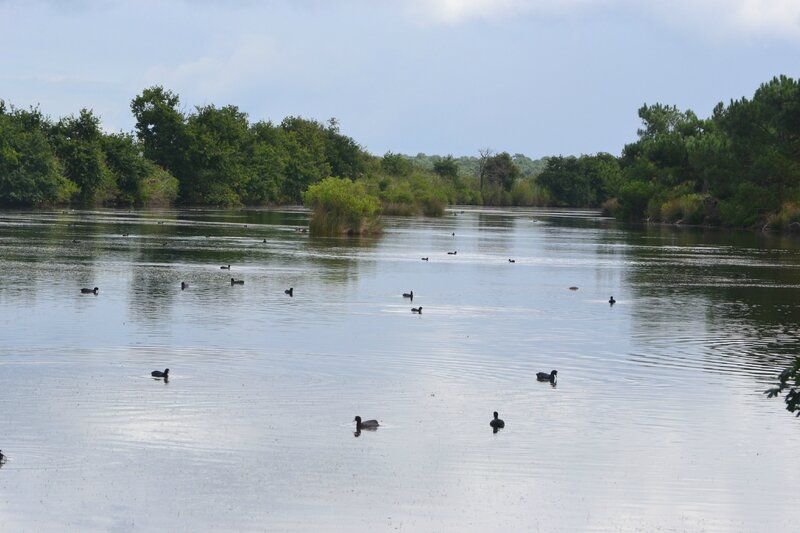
[1,0,798,158]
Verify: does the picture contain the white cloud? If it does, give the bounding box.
[404,0,603,24]
[143,33,282,101]
[690,0,800,40]
[403,0,800,40]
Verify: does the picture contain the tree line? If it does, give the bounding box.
[1,76,798,228]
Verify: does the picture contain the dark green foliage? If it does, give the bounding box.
[130,86,189,185]
[3,77,799,222]
[381,152,413,177]
[0,105,73,205]
[766,357,800,416]
[482,152,521,192]
[49,109,112,204]
[433,155,459,181]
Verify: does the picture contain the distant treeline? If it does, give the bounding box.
[1,76,798,227]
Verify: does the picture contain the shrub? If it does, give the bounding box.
[765,202,800,231]
[303,177,381,235]
[660,193,705,224]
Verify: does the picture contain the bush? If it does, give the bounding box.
[303,177,381,235]
[765,202,800,231]
[601,197,620,217]
[660,193,705,224]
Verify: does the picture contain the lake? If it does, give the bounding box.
[0,207,798,532]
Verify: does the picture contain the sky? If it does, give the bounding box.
[0,0,798,158]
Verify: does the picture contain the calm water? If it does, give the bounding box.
[0,207,798,532]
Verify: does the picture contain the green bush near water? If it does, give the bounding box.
[302,177,381,235]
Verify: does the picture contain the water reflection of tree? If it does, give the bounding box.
[619,223,800,380]
[306,235,379,286]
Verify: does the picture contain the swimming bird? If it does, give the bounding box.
[354,416,379,430]
[285,287,293,297]
[220,265,231,270]
[537,370,558,382]
[0,450,5,464]
[151,368,169,378]
[231,278,244,285]
[569,286,579,291]
[490,411,505,429]
[609,296,616,305]
[508,259,515,263]
[402,290,413,299]
[412,307,422,314]
[181,282,188,290]
[421,257,429,261]
[447,251,457,255]
[80,287,99,294]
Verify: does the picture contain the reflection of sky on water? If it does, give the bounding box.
[1,208,799,531]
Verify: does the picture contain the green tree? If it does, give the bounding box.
[103,132,177,206]
[280,117,332,202]
[483,151,521,192]
[130,86,189,188]
[433,155,459,182]
[381,152,413,176]
[49,108,112,204]
[184,104,251,205]
[323,117,364,180]
[0,106,73,205]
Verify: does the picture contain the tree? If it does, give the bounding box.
[184,104,251,205]
[103,132,177,206]
[483,152,520,192]
[433,155,459,181]
[280,116,332,202]
[49,108,111,204]
[766,358,800,416]
[381,152,413,176]
[323,117,364,180]
[477,147,494,192]
[0,107,73,205]
[130,86,189,186]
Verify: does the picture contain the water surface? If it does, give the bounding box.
[0,207,798,532]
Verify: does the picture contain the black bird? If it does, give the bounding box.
[220,265,231,270]
[412,307,422,314]
[151,368,169,378]
[508,259,515,263]
[569,286,579,291]
[231,278,244,285]
[285,287,293,297]
[447,251,457,255]
[421,257,429,261]
[490,411,505,429]
[80,287,99,294]
[181,282,188,290]
[0,449,5,463]
[354,416,379,430]
[609,296,616,305]
[402,291,413,300]
[537,370,558,383]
